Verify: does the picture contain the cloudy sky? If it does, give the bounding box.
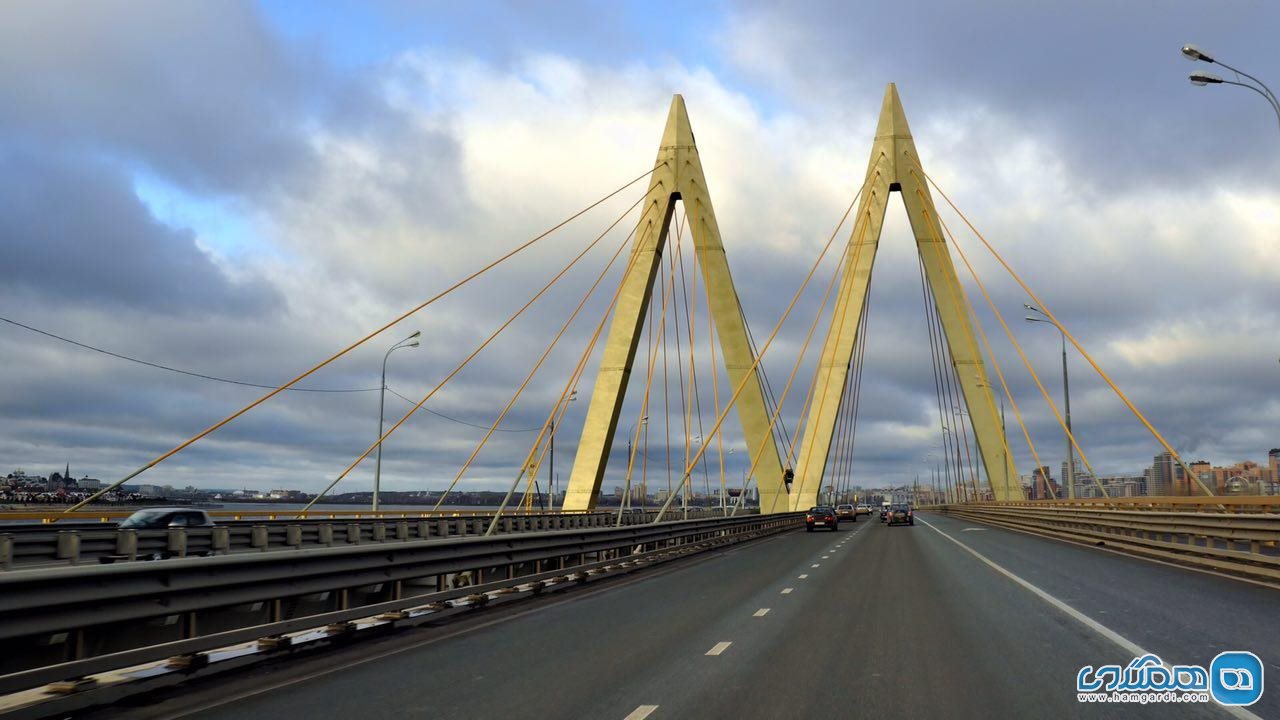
[2,1,1277,499]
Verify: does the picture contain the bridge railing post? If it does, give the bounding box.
[55,531,80,565]
[250,525,269,551]
[210,526,230,554]
[167,528,187,558]
[116,529,137,561]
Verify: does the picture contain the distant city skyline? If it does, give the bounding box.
[8,446,1279,501]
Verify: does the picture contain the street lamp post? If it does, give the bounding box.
[940,425,962,502]
[623,415,647,508]
[548,390,578,513]
[1183,44,1280,133]
[998,393,1009,499]
[374,330,421,512]
[1025,306,1074,500]
[725,448,736,515]
[683,434,702,518]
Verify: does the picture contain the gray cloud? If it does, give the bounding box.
[722,1,1280,188]
[1,1,1276,498]
[0,0,322,195]
[0,150,279,314]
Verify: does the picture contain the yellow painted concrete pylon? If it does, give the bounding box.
[791,84,1023,508]
[561,95,790,513]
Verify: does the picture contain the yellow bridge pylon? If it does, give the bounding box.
[560,95,791,513]
[791,84,1022,507]
[565,85,1023,515]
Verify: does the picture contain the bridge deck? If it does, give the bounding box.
[123,513,1276,720]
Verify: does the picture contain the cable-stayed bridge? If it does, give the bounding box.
[0,85,1275,720]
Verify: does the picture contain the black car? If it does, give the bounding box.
[805,505,838,532]
[886,503,914,526]
[101,508,217,563]
[118,508,214,529]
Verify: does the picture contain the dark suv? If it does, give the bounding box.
[118,508,214,529]
[101,508,217,563]
[805,506,839,532]
[886,503,914,526]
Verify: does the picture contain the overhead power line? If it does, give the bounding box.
[1,314,541,431]
[1,315,376,393]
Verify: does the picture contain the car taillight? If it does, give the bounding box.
[806,515,814,521]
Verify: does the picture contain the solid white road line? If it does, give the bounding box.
[753,608,770,617]
[781,588,793,594]
[624,705,658,720]
[706,641,733,656]
[917,517,1263,720]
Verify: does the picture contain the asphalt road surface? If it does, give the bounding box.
[124,512,1277,720]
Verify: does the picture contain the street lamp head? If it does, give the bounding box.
[1189,71,1224,86]
[1024,316,1042,323]
[1023,303,1041,313]
[407,330,422,340]
[1181,44,1214,63]
[405,340,420,348]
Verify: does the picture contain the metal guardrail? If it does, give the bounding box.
[0,508,747,570]
[0,506,696,523]
[973,495,1280,513]
[0,512,802,699]
[940,503,1280,585]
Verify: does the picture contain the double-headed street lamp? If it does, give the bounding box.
[1183,44,1280,132]
[1024,305,1074,500]
[546,389,578,512]
[374,330,421,512]
[681,434,703,516]
[623,415,648,508]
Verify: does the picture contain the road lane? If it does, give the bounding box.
[170,519,869,719]
[920,511,1279,718]
[116,509,1272,720]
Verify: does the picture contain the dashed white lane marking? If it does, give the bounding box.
[798,574,809,579]
[624,705,658,720]
[706,641,733,656]
[781,587,794,594]
[811,563,820,568]
[821,555,830,559]
[754,608,770,617]
[917,517,1263,720]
